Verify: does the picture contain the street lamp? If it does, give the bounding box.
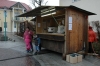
[4,7,7,41]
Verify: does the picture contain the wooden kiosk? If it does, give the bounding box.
[18,5,96,59]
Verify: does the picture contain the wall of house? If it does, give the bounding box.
[14,9,32,22]
[0,10,2,27]
[60,0,100,22]
[0,9,12,32]
[0,9,33,32]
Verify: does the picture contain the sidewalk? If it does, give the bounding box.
[0,33,40,66]
[0,33,100,66]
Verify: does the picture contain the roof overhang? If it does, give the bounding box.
[17,5,96,17]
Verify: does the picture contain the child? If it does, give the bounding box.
[24,27,31,53]
[34,35,41,55]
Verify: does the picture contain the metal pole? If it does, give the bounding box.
[4,11,6,41]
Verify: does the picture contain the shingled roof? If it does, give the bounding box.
[0,0,32,11]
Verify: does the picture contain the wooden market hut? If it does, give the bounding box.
[18,5,96,59]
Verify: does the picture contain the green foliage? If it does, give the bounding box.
[92,42,100,54]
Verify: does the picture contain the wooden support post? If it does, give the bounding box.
[63,8,69,60]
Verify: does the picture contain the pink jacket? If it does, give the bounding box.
[24,30,31,40]
[24,30,31,50]
[29,30,33,41]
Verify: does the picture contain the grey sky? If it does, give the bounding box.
[10,0,59,8]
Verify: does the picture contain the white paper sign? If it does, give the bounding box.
[38,23,40,27]
[69,24,72,30]
[69,17,72,23]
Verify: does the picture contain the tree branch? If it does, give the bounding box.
[30,0,46,7]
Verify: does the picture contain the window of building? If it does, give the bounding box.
[14,12,20,21]
[14,22,16,28]
[72,0,80,2]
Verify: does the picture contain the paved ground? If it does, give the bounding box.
[0,33,100,66]
[0,33,40,66]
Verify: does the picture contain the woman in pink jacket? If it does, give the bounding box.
[24,27,31,53]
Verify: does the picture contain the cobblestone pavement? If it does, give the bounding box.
[0,33,41,66]
[0,33,100,66]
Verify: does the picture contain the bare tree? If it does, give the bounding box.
[94,21,100,41]
[30,0,48,8]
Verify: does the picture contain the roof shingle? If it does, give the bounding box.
[0,0,32,11]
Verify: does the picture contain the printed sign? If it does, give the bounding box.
[69,17,72,23]
[38,23,40,27]
[69,23,72,30]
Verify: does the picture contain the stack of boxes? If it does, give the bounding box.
[66,53,82,64]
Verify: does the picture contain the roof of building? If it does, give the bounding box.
[18,5,96,17]
[0,0,32,11]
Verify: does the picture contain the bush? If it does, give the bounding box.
[92,42,100,55]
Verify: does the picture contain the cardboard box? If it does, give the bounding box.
[77,54,82,62]
[66,55,70,62]
[70,55,77,63]
[66,54,82,63]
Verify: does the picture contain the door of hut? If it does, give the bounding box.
[65,9,88,53]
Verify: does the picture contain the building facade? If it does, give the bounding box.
[0,0,32,32]
[60,0,100,22]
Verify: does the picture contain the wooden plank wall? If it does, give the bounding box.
[36,16,43,33]
[69,10,83,53]
[65,8,88,53]
[38,34,64,53]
